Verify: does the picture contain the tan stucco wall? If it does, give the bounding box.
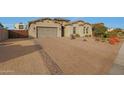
[61,21,70,26]
[64,26,73,37]
[28,20,61,38]
[28,20,92,38]
[28,23,37,38]
[79,24,92,37]
[64,23,92,37]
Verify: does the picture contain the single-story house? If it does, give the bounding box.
[28,18,92,38]
[28,18,64,38]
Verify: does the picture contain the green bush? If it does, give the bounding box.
[101,37,106,42]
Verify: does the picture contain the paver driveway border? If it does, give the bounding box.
[33,39,63,75]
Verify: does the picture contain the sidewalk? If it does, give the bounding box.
[109,42,124,75]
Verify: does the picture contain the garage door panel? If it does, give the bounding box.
[37,27,57,38]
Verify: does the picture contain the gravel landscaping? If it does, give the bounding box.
[36,37,123,74]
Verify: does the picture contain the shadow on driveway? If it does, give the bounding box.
[0,44,42,63]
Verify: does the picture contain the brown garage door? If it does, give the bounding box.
[37,27,57,38]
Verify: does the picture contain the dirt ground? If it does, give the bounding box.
[0,39,50,74]
[36,37,123,75]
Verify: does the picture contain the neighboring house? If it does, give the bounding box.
[28,18,92,38]
[14,23,26,30]
[107,28,114,32]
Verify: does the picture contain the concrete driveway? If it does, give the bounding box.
[0,39,50,74]
[109,42,124,75]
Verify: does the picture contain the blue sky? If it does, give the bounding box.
[0,17,124,29]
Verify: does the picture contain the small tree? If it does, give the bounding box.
[0,23,8,30]
[108,28,123,37]
[4,27,8,30]
[92,23,107,37]
[0,23,4,29]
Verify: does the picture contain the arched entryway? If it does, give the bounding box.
[61,26,64,37]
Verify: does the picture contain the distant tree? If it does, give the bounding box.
[0,22,8,30]
[114,28,122,32]
[108,28,123,37]
[3,27,8,30]
[0,22,4,28]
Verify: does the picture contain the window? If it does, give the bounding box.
[19,25,24,29]
[73,27,76,34]
[83,27,85,34]
[86,27,89,34]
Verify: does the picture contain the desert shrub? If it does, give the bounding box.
[85,35,88,37]
[117,32,124,39]
[101,37,106,42]
[95,38,100,41]
[108,31,118,37]
[107,29,123,38]
[70,34,76,39]
[118,32,124,36]
[83,39,87,41]
[103,33,107,38]
[88,35,91,37]
[75,34,80,37]
[101,33,108,42]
